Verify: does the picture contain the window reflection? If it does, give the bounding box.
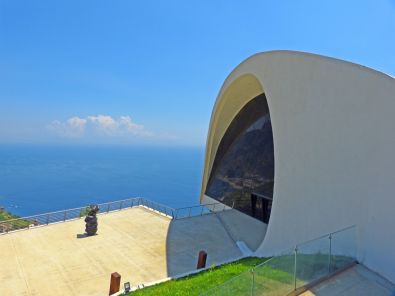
[205,93,274,223]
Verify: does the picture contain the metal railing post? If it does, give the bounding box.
[188,207,192,218]
[251,269,255,296]
[328,233,332,273]
[119,201,123,210]
[294,246,298,290]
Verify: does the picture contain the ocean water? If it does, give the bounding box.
[0,145,204,217]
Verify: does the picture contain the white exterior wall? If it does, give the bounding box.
[201,51,395,283]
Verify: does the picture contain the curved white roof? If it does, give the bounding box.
[201,51,395,282]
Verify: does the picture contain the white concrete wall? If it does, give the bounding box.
[201,51,395,283]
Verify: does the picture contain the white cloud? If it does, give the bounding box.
[87,115,118,134]
[48,115,152,138]
[47,116,87,137]
[67,116,87,128]
[118,116,148,135]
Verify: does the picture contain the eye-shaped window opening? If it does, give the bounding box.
[205,93,274,223]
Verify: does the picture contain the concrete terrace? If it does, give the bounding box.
[0,206,242,296]
[301,264,395,296]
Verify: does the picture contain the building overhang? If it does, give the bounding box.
[200,50,395,283]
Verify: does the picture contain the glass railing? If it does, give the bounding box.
[201,225,357,295]
[202,269,256,296]
[252,249,296,295]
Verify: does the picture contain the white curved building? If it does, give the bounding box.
[200,51,395,282]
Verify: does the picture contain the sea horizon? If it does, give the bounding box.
[0,144,205,217]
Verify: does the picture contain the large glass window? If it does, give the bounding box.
[205,93,274,223]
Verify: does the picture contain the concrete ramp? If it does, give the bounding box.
[215,209,267,251]
[165,213,242,276]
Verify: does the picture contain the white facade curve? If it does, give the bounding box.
[200,50,395,283]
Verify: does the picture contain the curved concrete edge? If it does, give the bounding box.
[200,50,395,283]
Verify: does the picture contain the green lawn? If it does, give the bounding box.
[123,254,354,296]
[123,257,268,296]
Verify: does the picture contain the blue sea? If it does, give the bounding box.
[0,145,204,217]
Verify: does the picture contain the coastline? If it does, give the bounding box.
[0,207,31,233]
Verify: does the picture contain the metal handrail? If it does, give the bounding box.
[138,197,175,215]
[0,197,231,235]
[172,202,230,220]
[175,203,226,211]
[0,197,145,234]
[0,205,92,224]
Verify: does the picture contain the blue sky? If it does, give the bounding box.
[1,0,394,146]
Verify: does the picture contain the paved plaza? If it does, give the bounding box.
[0,207,241,296]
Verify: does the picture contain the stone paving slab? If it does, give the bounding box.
[0,207,241,296]
[300,264,395,296]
